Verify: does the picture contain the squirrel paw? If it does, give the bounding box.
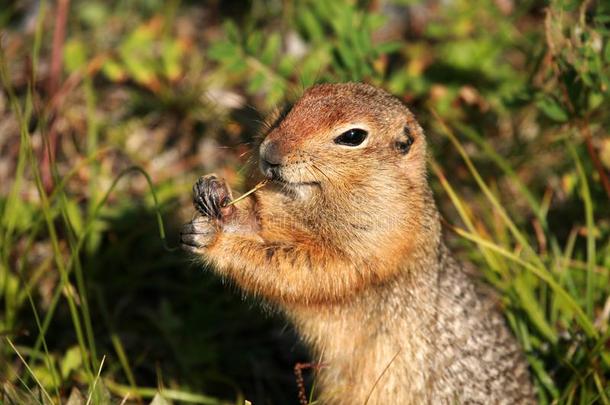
[192,174,234,219]
[180,216,217,253]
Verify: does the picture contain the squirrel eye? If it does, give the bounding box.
[334,128,368,147]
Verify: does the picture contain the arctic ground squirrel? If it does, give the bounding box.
[180,83,535,404]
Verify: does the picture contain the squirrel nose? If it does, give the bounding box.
[260,140,283,166]
[259,140,283,179]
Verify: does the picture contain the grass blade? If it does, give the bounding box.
[6,337,54,404]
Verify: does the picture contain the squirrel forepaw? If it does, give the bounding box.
[180,216,218,253]
[192,174,234,219]
[183,174,236,254]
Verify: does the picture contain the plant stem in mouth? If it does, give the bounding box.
[222,180,269,207]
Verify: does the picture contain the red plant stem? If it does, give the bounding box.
[294,362,324,405]
[48,0,70,97]
[42,0,70,192]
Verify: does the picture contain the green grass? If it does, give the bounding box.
[1,0,609,403]
[431,116,609,402]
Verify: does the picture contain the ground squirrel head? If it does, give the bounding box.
[259,83,427,202]
[256,83,437,261]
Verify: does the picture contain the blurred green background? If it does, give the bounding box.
[1,0,609,404]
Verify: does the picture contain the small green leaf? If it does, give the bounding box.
[224,20,241,43]
[31,365,60,389]
[65,198,84,236]
[245,31,263,54]
[61,346,83,379]
[101,59,126,82]
[336,43,356,71]
[247,71,266,93]
[77,2,108,27]
[261,33,281,65]
[536,97,569,122]
[278,55,296,77]
[64,39,87,72]
[299,9,323,42]
[227,57,247,73]
[588,92,604,110]
[162,39,183,80]
[355,29,371,54]
[367,13,387,30]
[208,42,239,61]
[267,80,287,106]
[375,41,403,56]
[122,56,157,86]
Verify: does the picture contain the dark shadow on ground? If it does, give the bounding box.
[36,203,310,404]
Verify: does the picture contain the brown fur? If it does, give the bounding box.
[181,83,536,404]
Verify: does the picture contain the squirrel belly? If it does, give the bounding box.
[180,83,536,404]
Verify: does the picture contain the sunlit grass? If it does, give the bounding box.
[1,0,609,404]
[431,113,609,403]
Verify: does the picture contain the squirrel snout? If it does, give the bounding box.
[260,140,283,165]
[259,140,283,179]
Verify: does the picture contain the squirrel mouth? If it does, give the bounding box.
[272,177,318,188]
[268,171,320,190]
[260,161,320,189]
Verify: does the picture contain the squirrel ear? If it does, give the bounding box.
[395,126,414,155]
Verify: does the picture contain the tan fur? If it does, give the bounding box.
[181,83,536,404]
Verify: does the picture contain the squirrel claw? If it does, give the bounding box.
[192,174,234,219]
